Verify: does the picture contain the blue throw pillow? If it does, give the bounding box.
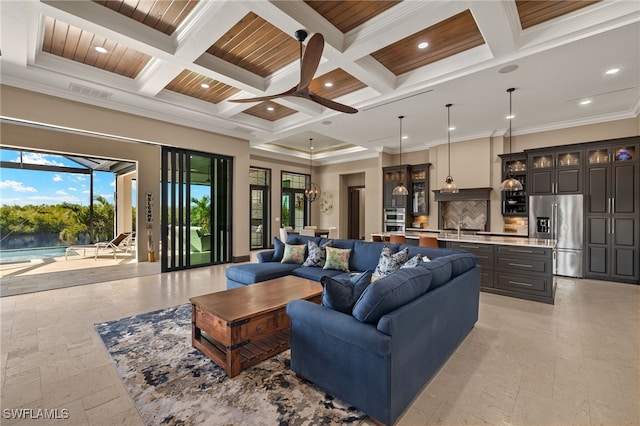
[272,237,285,262]
[352,268,432,323]
[321,271,373,314]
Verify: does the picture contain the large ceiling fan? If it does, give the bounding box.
[229,30,358,114]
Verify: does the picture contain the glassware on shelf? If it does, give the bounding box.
[615,148,632,161]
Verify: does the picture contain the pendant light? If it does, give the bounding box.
[441,104,458,193]
[392,115,409,196]
[304,138,320,202]
[500,88,524,192]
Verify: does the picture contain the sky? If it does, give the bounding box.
[0,150,121,207]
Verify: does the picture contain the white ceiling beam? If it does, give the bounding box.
[469,1,520,57]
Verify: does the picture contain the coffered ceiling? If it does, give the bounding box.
[1,1,638,164]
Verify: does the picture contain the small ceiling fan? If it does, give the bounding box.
[228,30,358,114]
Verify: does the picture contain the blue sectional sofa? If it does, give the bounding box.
[226,234,461,289]
[225,235,481,425]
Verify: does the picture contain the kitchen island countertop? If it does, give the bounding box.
[371,232,555,248]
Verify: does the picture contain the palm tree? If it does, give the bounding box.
[191,196,211,234]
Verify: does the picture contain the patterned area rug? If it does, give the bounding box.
[95,304,367,426]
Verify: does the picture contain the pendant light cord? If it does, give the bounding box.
[309,138,313,178]
[398,115,404,166]
[446,104,452,177]
[507,88,515,178]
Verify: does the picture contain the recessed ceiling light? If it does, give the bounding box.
[448,126,456,131]
[200,83,210,89]
[418,42,429,49]
[506,114,515,120]
[324,82,333,87]
[605,68,620,75]
[402,135,408,140]
[267,106,275,111]
[499,64,519,74]
[310,146,315,150]
[580,99,592,105]
[94,46,108,54]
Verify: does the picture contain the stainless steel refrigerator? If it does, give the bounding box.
[529,194,584,278]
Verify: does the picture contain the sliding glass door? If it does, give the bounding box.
[281,172,309,230]
[161,148,232,272]
[250,168,270,250]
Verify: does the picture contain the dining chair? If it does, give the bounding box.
[327,227,338,239]
[300,228,316,237]
[389,235,407,244]
[303,225,317,230]
[279,227,288,241]
[418,236,439,248]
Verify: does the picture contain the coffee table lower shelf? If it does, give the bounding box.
[193,329,290,377]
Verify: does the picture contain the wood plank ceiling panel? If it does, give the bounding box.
[370,10,484,76]
[93,0,199,35]
[165,70,240,103]
[206,12,300,78]
[41,17,151,78]
[304,0,402,33]
[516,1,600,29]
[309,69,366,99]
[243,101,297,121]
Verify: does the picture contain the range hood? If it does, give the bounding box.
[432,187,493,202]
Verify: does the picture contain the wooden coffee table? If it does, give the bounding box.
[189,275,322,377]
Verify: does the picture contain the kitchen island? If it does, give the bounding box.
[371,231,556,304]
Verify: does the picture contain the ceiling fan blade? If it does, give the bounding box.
[308,92,358,114]
[228,86,297,103]
[297,33,324,91]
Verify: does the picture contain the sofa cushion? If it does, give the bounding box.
[352,268,433,324]
[323,247,352,272]
[287,234,321,246]
[282,244,306,264]
[419,257,452,289]
[440,253,477,278]
[373,246,409,278]
[302,240,332,267]
[350,241,385,272]
[225,262,299,285]
[292,266,343,281]
[272,237,285,262]
[321,271,373,314]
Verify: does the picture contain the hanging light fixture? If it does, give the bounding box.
[441,104,459,193]
[304,138,320,202]
[392,115,409,196]
[500,88,524,192]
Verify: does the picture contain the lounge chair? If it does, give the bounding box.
[94,233,133,260]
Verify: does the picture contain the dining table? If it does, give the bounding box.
[290,229,330,237]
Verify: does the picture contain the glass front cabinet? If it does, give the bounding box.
[500,153,527,216]
[529,149,582,195]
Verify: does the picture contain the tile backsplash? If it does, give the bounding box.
[442,201,487,230]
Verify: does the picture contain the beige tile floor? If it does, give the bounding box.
[1,262,638,425]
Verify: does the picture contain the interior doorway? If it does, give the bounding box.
[348,186,365,240]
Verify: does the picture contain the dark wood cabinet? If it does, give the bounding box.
[585,139,639,283]
[499,153,527,216]
[383,165,409,208]
[448,241,494,289]
[529,149,582,195]
[447,241,554,304]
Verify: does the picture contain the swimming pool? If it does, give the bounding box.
[0,246,76,264]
